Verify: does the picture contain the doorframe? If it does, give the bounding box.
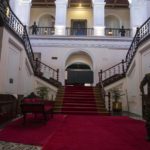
[71,19,87,28]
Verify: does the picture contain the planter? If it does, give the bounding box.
[112,101,122,112]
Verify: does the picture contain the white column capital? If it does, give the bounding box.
[55,0,68,35]
[55,0,68,5]
[20,0,32,4]
[92,0,106,5]
[93,0,105,36]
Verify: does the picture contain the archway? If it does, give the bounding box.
[65,51,93,85]
[105,15,120,28]
[38,14,55,27]
[37,14,55,35]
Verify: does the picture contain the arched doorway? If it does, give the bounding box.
[105,15,120,36]
[65,51,93,85]
[38,14,55,35]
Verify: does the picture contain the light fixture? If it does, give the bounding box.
[79,3,82,7]
[108,31,113,35]
[6,7,10,17]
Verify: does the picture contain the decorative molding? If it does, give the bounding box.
[30,36,131,49]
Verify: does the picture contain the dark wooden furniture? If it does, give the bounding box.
[20,98,53,124]
[0,94,17,124]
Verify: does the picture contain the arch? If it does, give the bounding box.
[67,62,91,70]
[37,13,55,27]
[65,51,93,70]
[105,14,121,28]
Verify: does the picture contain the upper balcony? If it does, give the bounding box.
[29,0,131,38]
[28,26,131,37]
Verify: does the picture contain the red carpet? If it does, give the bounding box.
[43,116,150,150]
[0,115,150,150]
[61,86,101,114]
[0,115,66,146]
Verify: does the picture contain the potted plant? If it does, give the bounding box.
[110,88,122,113]
[36,86,49,99]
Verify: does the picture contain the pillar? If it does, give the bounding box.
[55,0,68,35]
[92,0,106,36]
[9,0,32,27]
[129,0,148,36]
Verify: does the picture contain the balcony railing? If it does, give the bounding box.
[29,26,132,37]
[105,28,131,37]
[29,27,55,35]
[66,27,94,36]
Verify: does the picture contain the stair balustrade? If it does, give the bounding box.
[0,0,59,84]
[34,58,59,81]
[99,60,126,86]
[99,17,150,87]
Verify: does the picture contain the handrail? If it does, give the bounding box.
[29,26,55,35]
[0,0,59,82]
[66,27,94,36]
[126,17,150,71]
[35,59,58,72]
[99,17,150,85]
[34,58,59,81]
[105,28,131,37]
[99,60,126,82]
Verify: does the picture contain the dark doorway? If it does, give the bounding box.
[71,19,87,36]
[65,63,93,85]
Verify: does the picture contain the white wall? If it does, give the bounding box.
[30,7,130,29]
[30,8,55,26]
[30,36,131,85]
[104,79,128,112]
[0,27,34,96]
[104,38,150,116]
[67,8,93,28]
[34,77,58,101]
[105,8,130,28]
[0,28,3,60]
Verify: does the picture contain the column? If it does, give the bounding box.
[92,0,106,36]
[55,0,68,35]
[145,0,150,18]
[9,0,32,27]
[129,0,148,36]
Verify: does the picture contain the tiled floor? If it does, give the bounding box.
[0,141,41,150]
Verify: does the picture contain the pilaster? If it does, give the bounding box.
[92,0,106,36]
[129,0,148,36]
[55,0,68,35]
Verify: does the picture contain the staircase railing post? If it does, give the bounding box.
[108,92,111,113]
[122,59,125,74]
[57,69,59,81]
[35,58,38,73]
[100,69,103,82]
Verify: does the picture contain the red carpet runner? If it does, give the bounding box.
[61,86,105,114]
[0,115,150,150]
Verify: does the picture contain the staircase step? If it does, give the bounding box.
[58,103,105,107]
[55,110,109,115]
[54,86,108,115]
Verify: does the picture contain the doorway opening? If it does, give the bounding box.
[71,19,87,36]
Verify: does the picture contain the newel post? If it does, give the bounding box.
[57,69,59,81]
[108,92,111,113]
[100,69,103,82]
[122,59,125,73]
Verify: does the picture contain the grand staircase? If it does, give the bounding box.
[54,86,109,115]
